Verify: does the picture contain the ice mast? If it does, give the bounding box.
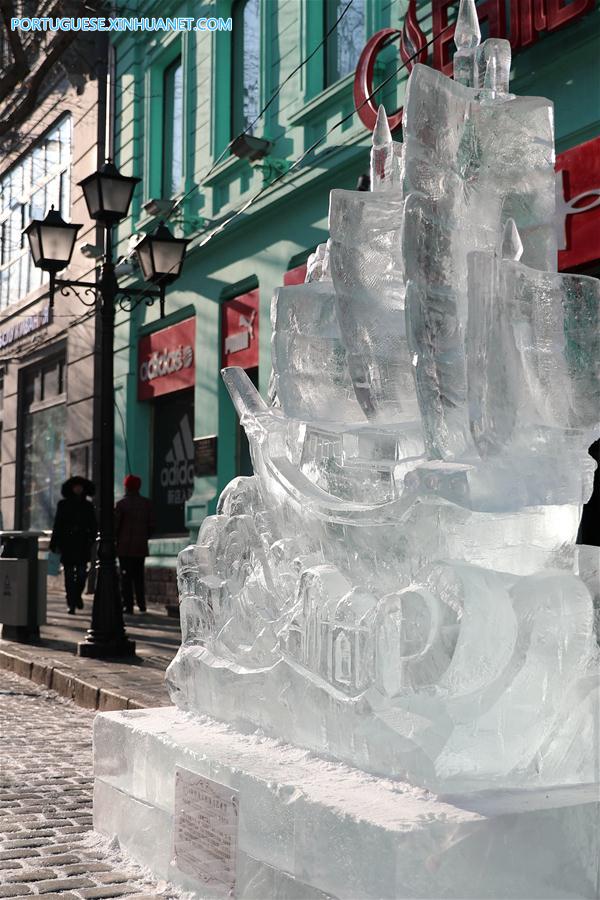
[369,104,403,192]
[453,0,480,86]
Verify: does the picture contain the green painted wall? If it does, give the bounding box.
[110,0,600,569]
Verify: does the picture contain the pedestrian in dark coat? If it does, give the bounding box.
[50,476,97,614]
[578,439,600,547]
[115,475,155,613]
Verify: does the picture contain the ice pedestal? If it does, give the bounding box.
[94,707,599,900]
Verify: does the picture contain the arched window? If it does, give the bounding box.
[334,631,353,685]
[231,0,261,137]
[324,0,366,87]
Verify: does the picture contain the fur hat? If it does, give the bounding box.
[61,476,95,498]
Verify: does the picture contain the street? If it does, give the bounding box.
[0,669,180,898]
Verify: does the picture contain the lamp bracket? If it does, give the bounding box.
[54,279,164,316]
[58,279,99,308]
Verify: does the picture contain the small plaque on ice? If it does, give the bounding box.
[172,767,239,895]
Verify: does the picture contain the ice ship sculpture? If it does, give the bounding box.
[167,0,600,792]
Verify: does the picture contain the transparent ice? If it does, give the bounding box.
[167,1,600,792]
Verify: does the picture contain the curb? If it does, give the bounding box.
[0,648,145,712]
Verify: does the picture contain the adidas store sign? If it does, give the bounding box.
[139,344,193,383]
[138,317,196,401]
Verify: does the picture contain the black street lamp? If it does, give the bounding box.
[24,207,82,306]
[24,161,189,658]
[136,222,189,317]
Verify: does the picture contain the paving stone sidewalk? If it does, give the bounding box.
[0,669,185,898]
[0,593,181,711]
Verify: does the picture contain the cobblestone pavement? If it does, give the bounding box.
[0,592,181,711]
[0,670,183,899]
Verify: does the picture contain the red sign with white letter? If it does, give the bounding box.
[138,317,196,401]
[556,136,600,271]
[222,289,259,370]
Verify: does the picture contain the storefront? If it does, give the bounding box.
[137,316,196,536]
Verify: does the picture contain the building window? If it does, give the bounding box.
[324,0,366,87]
[162,57,184,197]
[334,631,353,685]
[0,117,71,312]
[20,355,67,531]
[231,0,260,136]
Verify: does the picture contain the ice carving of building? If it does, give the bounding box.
[167,0,600,794]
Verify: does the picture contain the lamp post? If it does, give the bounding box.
[24,162,189,658]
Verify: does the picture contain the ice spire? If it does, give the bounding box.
[453,0,480,87]
[370,105,394,192]
[501,218,523,261]
[374,104,393,147]
[483,55,497,97]
[454,0,481,50]
[476,39,512,95]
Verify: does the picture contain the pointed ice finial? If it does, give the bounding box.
[454,0,481,50]
[476,39,512,94]
[502,218,523,262]
[371,105,394,191]
[373,105,393,148]
[483,55,497,93]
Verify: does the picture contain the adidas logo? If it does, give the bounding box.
[160,413,195,492]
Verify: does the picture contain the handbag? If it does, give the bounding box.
[46,550,61,577]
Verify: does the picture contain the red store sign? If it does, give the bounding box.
[222,289,259,370]
[138,317,196,401]
[354,0,595,131]
[557,136,600,271]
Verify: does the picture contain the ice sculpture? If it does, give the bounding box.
[167,0,600,792]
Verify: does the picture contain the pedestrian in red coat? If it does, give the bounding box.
[115,475,155,613]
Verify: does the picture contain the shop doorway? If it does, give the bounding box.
[151,388,194,536]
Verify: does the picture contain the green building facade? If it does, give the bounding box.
[110,0,600,604]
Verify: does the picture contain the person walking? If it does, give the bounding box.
[50,476,97,614]
[115,475,155,614]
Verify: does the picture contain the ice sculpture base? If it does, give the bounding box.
[93,706,599,899]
